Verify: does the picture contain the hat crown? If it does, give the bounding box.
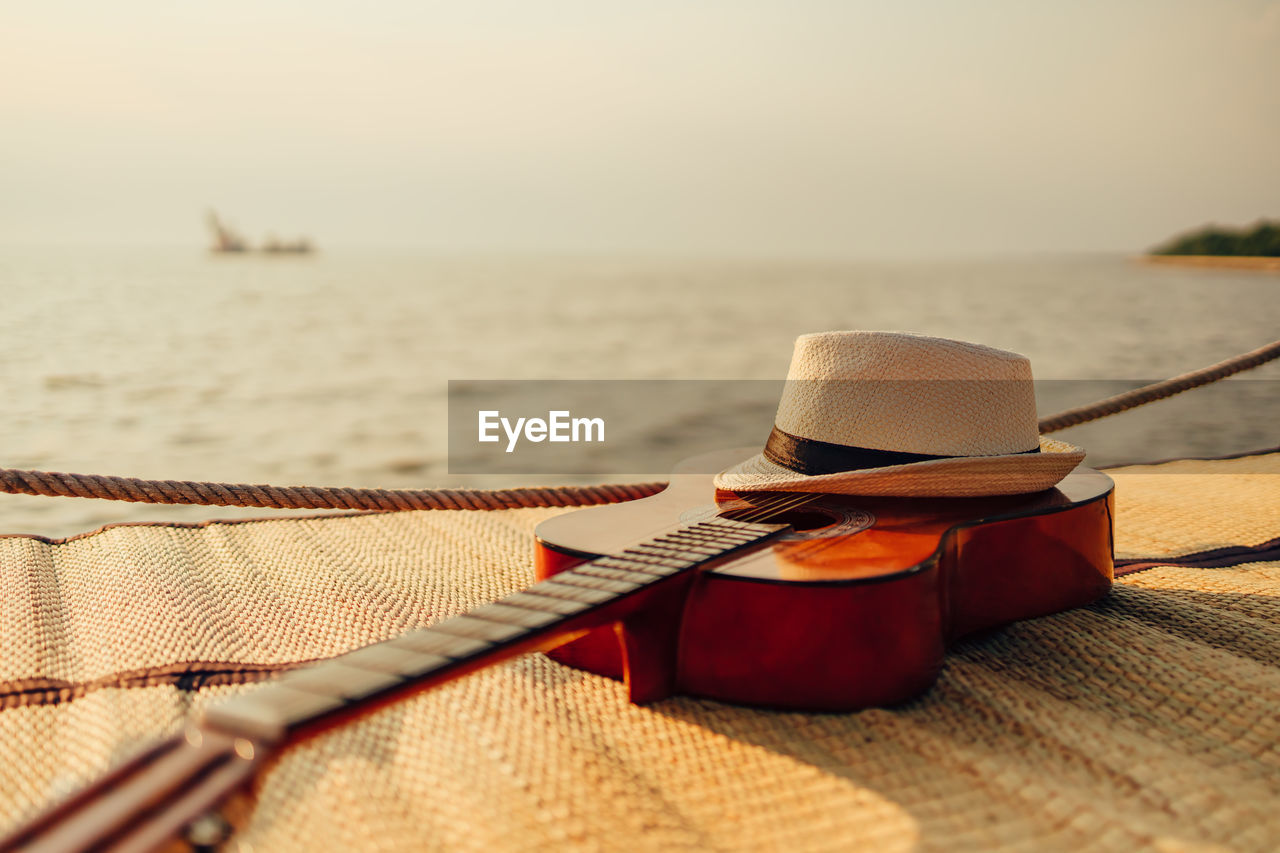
[775,331,1040,457]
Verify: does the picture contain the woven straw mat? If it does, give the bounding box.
[1,451,1278,851]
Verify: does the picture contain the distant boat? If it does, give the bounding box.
[206,210,248,253]
[260,235,314,255]
[206,209,314,255]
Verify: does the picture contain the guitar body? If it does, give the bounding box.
[535,449,1114,711]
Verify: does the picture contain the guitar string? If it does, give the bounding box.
[726,493,820,525]
[719,492,862,564]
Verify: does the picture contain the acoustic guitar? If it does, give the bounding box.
[0,448,1112,852]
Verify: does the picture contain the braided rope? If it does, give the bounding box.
[1037,338,1280,434]
[0,469,665,511]
[0,340,1274,510]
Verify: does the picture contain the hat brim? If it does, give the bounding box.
[713,437,1085,498]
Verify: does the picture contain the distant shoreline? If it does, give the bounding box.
[1141,254,1280,272]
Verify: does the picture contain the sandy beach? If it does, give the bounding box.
[1141,254,1280,271]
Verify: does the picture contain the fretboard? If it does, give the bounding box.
[202,517,787,744]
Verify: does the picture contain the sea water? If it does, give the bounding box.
[1,247,1276,537]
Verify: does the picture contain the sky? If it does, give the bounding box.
[3,0,1278,256]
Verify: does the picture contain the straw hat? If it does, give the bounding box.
[715,331,1085,497]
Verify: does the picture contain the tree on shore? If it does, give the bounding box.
[1151,220,1280,257]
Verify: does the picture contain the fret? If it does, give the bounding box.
[665,520,749,545]
[525,580,621,605]
[647,533,708,546]
[340,644,451,678]
[605,551,686,569]
[651,537,723,555]
[202,517,789,745]
[708,521,770,536]
[592,555,672,572]
[430,615,528,642]
[203,685,346,743]
[670,534,755,550]
[713,517,767,528]
[501,591,595,617]
[709,525,767,538]
[389,629,490,659]
[572,564,663,586]
[466,602,564,630]
[653,538,720,552]
[673,528,755,543]
[615,556,690,573]
[616,553,690,570]
[279,662,399,701]
[550,571,644,593]
[630,544,704,561]
[611,558,690,576]
[689,518,778,542]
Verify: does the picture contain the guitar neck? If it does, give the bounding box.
[204,516,785,743]
[2,516,786,853]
